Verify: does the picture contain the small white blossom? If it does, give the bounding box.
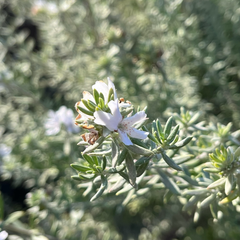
[94,99,148,145]
[45,106,79,135]
[75,78,130,122]
[0,231,8,240]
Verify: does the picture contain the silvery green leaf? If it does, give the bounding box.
[161,151,182,171]
[78,173,96,181]
[142,125,159,144]
[156,119,164,139]
[116,182,133,195]
[77,141,89,146]
[182,188,209,196]
[4,211,25,225]
[136,188,149,195]
[106,165,125,173]
[188,112,201,125]
[70,163,92,173]
[200,194,215,208]
[203,168,221,173]
[166,125,179,144]
[109,179,125,193]
[152,121,162,143]
[88,148,112,156]
[125,144,153,156]
[83,136,105,154]
[118,171,130,183]
[112,138,120,167]
[183,195,201,211]
[193,203,201,223]
[90,175,108,201]
[100,155,107,171]
[158,154,194,167]
[157,169,181,195]
[164,116,173,138]
[169,136,193,149]
[178,173,198,186]
[118,149,128,165]
[228,135,240,145]
[136,161,149,177]
[234,147,240,158]
[135,156,151,166]
[225,173,234,195]
[131,138,149,149]
[71,175,83,182]
[125,152,137,186]
[82,154,95,166]
[122,189,135,206]
[210,202,218,219]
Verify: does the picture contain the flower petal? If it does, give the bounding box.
[108,99,122,124]
[122,111,147,127]
[118,129,133,145]
[127,128,149,140]
[92,81,109,101]
[94,111,118,131]
[83,91,95,102]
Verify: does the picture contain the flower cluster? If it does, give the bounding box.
[75,78,149,145]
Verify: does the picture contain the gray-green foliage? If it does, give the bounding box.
[1,0,240,239]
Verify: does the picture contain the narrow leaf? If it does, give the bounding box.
[166,125,179,144]
[90,175,108,201]
[136,161,149,177]
[125,144,153,156]
[77,105,94,116]
[200,194,215,208]
[157,169,181,195]
[225,173,234,195]
[164,116,173,137]
[93,89,100,104]
[161,151,182,171]
[125,152,137,186]
[169,136,193,149]
[70,163,92,173]
[112,138,120,167]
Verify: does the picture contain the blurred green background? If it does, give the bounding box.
[1,0,240,239]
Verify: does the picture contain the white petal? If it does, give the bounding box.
[92,81,109,101]
[94,111,118,131]
[83,91,95,102]
[108,99,122,124]
[107,77,117,100]
[127,128,149,140]
[122,111,147,127]
[118,129,133,145]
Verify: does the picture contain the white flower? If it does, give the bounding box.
[75,77,130,122]
[94,99,148,145]
[0,231,8,240]
[45,106,79,135]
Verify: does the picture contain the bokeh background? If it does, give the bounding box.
[1,0,240,239]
